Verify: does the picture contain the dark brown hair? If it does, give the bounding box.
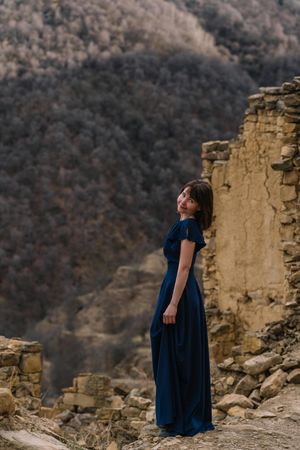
[179,179,213,231]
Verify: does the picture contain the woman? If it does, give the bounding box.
[149,179,215,437]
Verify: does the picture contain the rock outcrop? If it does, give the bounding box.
[34,249,173,400]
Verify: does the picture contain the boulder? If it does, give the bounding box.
[121,406,140,418]
[287,368,300,384]
[218,357,234,369]
[260,369,287,398]
[227,406,246,418]
[216,393,254,412]
[243,352,282,375]
[281,358,299,371]
[128,396,152,410]
[234,374,257,396]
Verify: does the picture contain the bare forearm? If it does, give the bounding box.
[170,267,190,307]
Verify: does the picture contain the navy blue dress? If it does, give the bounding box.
[149,217,214,436]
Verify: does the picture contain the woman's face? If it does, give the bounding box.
[177,187,200,217]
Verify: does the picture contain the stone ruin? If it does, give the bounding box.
[53,373,154,447]
[0,335,42,413]
[0,335,155,448]
[200,75,300,363]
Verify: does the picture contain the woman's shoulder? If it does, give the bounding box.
[180,217,203,231]
[178,217,202,230]
[168,217,200,227]
[177,218,206,250]
[167,217,203,236]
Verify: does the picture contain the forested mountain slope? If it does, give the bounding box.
[170,0,300,83]
[0,0,219,79]
[0,53,253,336]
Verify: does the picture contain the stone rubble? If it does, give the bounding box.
[43,373,155,448]
[260,369,287,398]
[243,352,282,375]
[215,393,254,412]
[211,315,300,423]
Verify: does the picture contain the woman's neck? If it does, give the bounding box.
[179,214,195,221]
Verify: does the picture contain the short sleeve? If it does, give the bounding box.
[178,219,206,252]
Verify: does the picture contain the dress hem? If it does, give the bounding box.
[156,421,215,437]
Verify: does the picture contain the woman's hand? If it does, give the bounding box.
[162,303,178,325]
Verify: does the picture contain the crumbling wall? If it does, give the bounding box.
[0,335,42,411]
[201,76,300,360]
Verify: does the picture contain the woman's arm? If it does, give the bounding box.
[162,239,195,325]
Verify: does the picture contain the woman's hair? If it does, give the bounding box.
[179,179,213,231]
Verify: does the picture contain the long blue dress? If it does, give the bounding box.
[149,217,214,436]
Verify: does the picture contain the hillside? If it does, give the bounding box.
[0,0,220,79]
[0,50,254,336]
[170,0,300,83]
[1,0,299,82]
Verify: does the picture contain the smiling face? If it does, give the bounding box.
[177,186,200,219]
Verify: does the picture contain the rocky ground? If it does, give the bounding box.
[1,385,300,450]
[1,312,299,449]
[123,384,300,450]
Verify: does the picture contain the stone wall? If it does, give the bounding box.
[201,76,300,360]
[0,335,42,411]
